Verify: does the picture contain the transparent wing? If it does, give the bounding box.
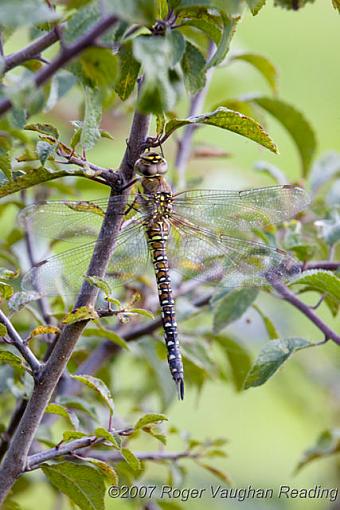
[168,216,300,288]
[173,186,310,234]
[18,196,139,243]
[22,218,150,297]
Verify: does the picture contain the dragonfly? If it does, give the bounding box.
[19,151,310,399]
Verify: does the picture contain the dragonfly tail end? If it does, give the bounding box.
[175,377,185,401]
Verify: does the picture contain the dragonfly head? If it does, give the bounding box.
[134,152,168,178]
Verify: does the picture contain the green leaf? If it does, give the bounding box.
[2,496,23,510]
[63,431,87,441]
[79,48,119,88]
[80,87,102,150]
[121,447,141,472]
[64,3,100,44]
[296,429,340,472]
[134,413,168,430]
[164,107,278,153]
[309,152,340,192]
[41,462,105,510]
[332,0,340,12]
[177,8,223,44]
[82,457,119,485]
[181,41,206,94]
[274,0,315,9]
[106,0,157,24]
[62,305,98,324]
[115,42,141,101]
[0,282,14,299]
[71,374,114,414]
[253,304,279,339]
[168,30,186,67]
[251,96,317,176]
[0,350,25,371]
[36,141,56,166]
[94,427,120,449]
[244,337,313,389]
[0,324,7,336]
[129,308,155,320]
[230,52,278,94]
[45,403,79,430]
[213,335,252,391]
[83,276,111,297]
[212,288,258,333]
[207,15,238,69]
[0,0,59,27]
[84,327,129,350]
[27,325,60,341]
[245,0,267,15]
[291,269,340,302]
[25,123,59,139]
[198,462,232,484]
[133,35,177,113]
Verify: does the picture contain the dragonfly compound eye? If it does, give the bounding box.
[134,152,168,177]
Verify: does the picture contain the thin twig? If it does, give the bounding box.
[0,15,119,116]
[0,310,42,375]
[270,278,340,345]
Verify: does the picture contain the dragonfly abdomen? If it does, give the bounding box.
[145,220,184,400]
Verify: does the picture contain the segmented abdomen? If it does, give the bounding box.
[145,219,184,400]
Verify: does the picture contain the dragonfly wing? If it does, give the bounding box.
[168,217,301,288]
[173,186,310,234]
[18,195,138,243]
[22,218,149,297]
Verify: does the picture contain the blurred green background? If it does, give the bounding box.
[3,1,339,509]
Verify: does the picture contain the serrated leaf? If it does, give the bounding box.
[134,413,168,430]
[64,3,100,44]
[45,403,79,430]
[115,41,140,101]
[62,306,98,325]
[28,325,60,341]
[213,335,252,391]
[0,350,25,371]
[231,52,278,93]
[95,427,120,449]
[291,270,340,302]
[165,107,278,153]
[121,447,141,472]
[36,141,56,166]
[80,87,102,150]
[212,288,258,333]
[207,15,238,69]
[181,41,206,94]
[41,462,105,510]
[25,123,59,139]
[71,374,114,414]
[244,337,313,389]
[84,327,129,350]
[245,0,267,14]
[296,429,340,472]
[251,96,317,175]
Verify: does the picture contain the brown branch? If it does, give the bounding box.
[0,99,150,506]
[0,15,118,116]
[270,278,340,345]
[3,27,61,73]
